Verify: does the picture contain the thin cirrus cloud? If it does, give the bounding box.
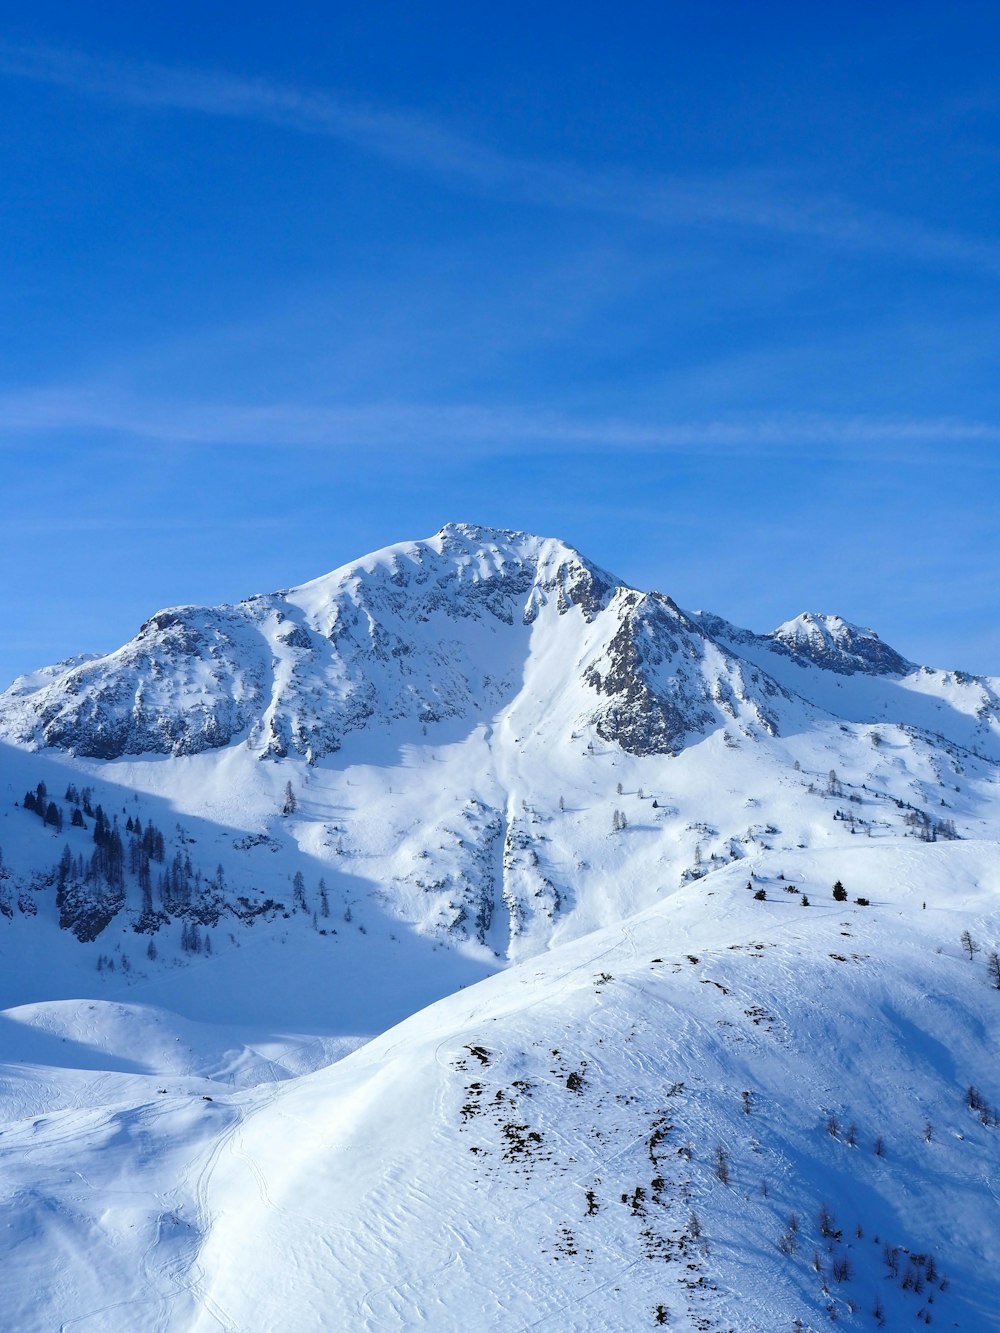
[0,384,998,461]
[2,41,1000,276]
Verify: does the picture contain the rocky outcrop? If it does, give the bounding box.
[770,613,911,676]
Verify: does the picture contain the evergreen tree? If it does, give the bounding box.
[292,870,308,911]
[140,865,154,916]
[57,844,72,888]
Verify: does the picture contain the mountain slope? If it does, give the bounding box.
[4,840,998,1332]
[192,841,998,1332]
[1,524,997,971]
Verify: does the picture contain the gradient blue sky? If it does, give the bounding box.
[2,3,1000,685]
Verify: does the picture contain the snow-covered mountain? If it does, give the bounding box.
[1,522,997,964]
[1,523,999,1331]
[8,523,997,769]
[0,522,781,762]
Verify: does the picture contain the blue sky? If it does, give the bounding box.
[2,3,1000,683]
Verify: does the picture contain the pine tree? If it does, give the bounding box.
[832,880,847,902]
[57,844,72,888]
[292,870,308,912]
[712,1145,730,1184]
[282,781,297,816]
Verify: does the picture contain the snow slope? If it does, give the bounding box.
[5,841,999,1331]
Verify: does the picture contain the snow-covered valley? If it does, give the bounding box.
[1,524,998,1330]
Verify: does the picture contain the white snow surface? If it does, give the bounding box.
[0,524,998,1330]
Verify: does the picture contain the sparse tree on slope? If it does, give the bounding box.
[292,870,308,912]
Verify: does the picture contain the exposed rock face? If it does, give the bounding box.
[14,611,271,759]
[584,593,783,756]
[769,612,912,676]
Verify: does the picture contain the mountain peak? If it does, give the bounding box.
[770,611,911,676]
[434,521,529,545]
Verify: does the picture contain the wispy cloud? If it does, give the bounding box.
[1,383,998,461]
[0,513,292,535]
[3,41,1000,274]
